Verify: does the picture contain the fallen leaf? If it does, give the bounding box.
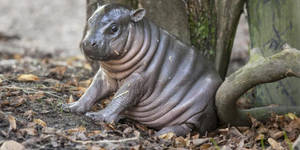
[0,140,25,150]
[12,98,26,107]
[84,63,92,71]
[67,95,75,103]
[79,79,92,87]
[7,115,17,131]
[0,78,2,85]
[33,119,47,127]
[23,110,35,120]
[286,113,298,120]
[270,130,284,139]
[17,74,39,82]
[28,92,45,101]
[200,143,211,149]
[268,138,284,150]
[66,126,86,134]
[42,127,56,134]
[87,130,102,137]
[159,132,175,140]
[192,138,210,146]
[20,128,37,136]
[255,134,264,142]
[175,136,188,147]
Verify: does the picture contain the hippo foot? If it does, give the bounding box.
[155,124,192,137]
[62,101,89,114]
[85,110,119,123]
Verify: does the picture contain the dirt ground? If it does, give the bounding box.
[1,1,299,150]
[0,42,300,149]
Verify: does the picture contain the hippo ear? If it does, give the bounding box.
[130,8,146,22]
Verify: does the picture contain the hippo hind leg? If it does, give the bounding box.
[155,124,193,136]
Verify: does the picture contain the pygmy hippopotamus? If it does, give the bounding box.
[63,4,222,136]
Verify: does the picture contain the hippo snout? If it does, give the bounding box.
[81,38,105,60]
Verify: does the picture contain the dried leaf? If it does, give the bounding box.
[67,95,75,103]
[20,128,37,136]
[33,119,47,127]
[87,130,102,137]
[7,115,17,131]
[42,127,56,134]
[12,98,26,107]
[286,113,298,120]
[17,74,39,82]
[28,92,45,101]
[84,63,92,71]
[255,134,264,142]
[79,79,92,87]
[268,138,284,150]
[159,132,175,140]
[270,131,284,140]
[200,143,211,149]
[66,126,86,134]
[192,138,210,146]
[175,136,188,146]
[0,140,25,150]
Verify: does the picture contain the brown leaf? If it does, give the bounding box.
[66,126,86,134]
[49,66,67,78]
[192,138,210,146]
[20,128,38,136]
[84,63,92,71]
[67,95,76,103]
[7,115,17,131]
[79,79,92,87]
[23,110,35,120]
[33,119,47,127]
[159,132,175,140]
[267,138,284,150]
[28,92,45,101]
[0,140,25,150]
[175,136,188,147]
[17,74,39,82]
[200,143,211,149]
[12,98,26,107]
[270,130,284,140]
[288,118,300,129]
[42,127,56,134]
[255,134,264,142]
[87,130,101,137]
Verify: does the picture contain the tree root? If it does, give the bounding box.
[216,47,300,125]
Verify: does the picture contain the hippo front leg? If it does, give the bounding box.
[62,68,117,113]
[86,73,146,123]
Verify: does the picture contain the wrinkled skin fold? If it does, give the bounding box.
[62,4,222,136]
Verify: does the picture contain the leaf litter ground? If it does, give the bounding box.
[0,50,299,150]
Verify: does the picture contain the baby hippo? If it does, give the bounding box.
[63,4,222,136]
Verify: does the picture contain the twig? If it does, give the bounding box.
[1,85,62,99]
[56,132,139,145]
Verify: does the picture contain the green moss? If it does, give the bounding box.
[187,1,217,61]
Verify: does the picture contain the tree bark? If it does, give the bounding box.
[246,0,300,107]
[214,0,246,79]
[139,0,190,44]
[216,47,300,125]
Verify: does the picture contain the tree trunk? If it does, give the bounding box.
[139,0,190,44]
[246,0,300,106]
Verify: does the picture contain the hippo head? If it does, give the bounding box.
[81,4,146,61]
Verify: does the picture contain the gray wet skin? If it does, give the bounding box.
[62,4,222,136]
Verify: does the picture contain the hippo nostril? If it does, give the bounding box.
[91,42,97,48]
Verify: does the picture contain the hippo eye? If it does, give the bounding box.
[110,24,119,33]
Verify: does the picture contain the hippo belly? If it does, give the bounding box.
[124,26,218,131]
